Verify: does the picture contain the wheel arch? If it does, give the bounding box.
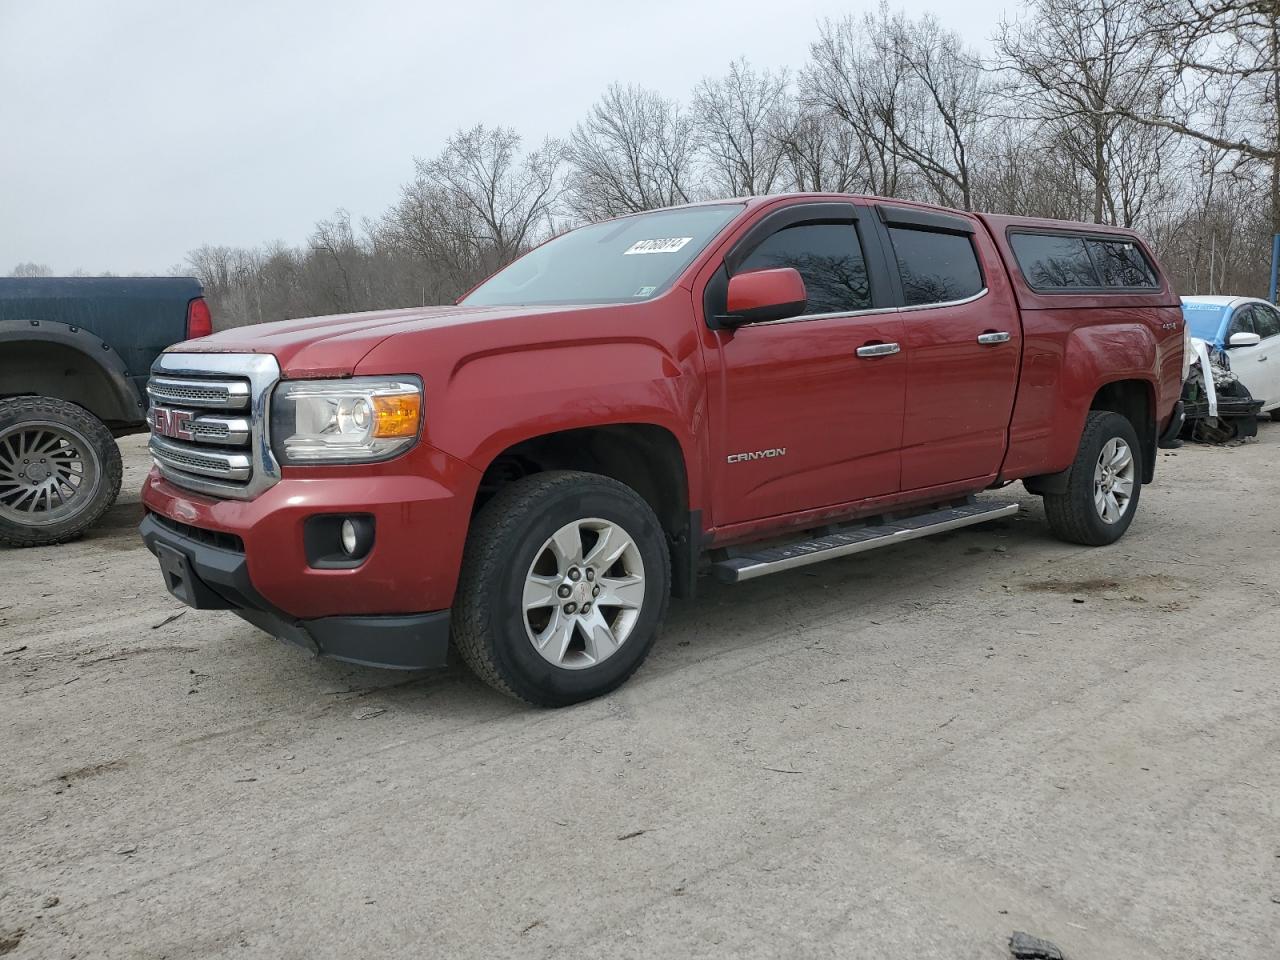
[471,422,699,599]
[1024,377,1157,495]
[1089,378,1156,483]
[0,319,145,429]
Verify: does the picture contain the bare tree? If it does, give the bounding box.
[885,12,990,208]
[1105,0,1280,235]
[774,105,865,192]
[995,0,1170,224]
[691,59,790,196]
[1106,118,1178,226]
[565,84,700,219]
[971,127,1094,220]
[421,125,563,262]
[803,11,908,198]
[383,125,563,292]
[804,5,988,207]
[9,262,53,277]
[309,209,362,313]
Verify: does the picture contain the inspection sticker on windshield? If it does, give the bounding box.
[623,237,693,255]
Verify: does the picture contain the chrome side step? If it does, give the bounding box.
[711,499,1019,583]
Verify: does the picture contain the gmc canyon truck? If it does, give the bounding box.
[139,195,1187,706]
[0,277,211,546]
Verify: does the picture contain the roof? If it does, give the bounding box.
[638,194,1159,239]
[1179,294,1255,308]
[975,211,1142,237]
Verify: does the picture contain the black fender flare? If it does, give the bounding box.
[0,317,145,424]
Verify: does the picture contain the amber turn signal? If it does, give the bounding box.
[371,393,422,438]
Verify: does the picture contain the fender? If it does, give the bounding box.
[352,300,708,517]
[0,317,145,426]
[1001,318,1158,480]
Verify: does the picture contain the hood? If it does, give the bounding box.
[171,303,600,377]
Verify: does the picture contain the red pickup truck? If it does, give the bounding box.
[140,195,1186,705]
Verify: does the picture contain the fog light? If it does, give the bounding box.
[303,514,374,568]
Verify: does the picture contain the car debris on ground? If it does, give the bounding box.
[1180,336,1263,444]
[1009,930,1066,959]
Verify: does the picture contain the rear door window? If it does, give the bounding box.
[737,223,871,315]
[887,227,984,306]
[1009,233,1102,289]
[1087,239,1157,287]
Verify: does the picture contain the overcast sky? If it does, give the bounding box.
[0,0,1010,275]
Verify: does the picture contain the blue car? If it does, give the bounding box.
[1180,296,1280,418]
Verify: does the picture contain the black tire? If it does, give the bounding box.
[452,470,671,706]
[0,396,123,548]
[1269,409,1280,422]
[1043,411,1143,547]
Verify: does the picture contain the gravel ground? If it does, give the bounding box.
[1,428,1278,959]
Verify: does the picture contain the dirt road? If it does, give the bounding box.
[2,429,1277,959]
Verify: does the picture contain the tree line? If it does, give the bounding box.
[19,0,1277,327]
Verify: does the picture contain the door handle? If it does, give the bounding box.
[856,342,901,358]
[1259,355,1268,361]
[977,332,1011,345]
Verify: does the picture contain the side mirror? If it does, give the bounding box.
[721,268,807,326]
[1228,331,1262,348]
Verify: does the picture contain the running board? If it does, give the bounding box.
[711,499,1019,583]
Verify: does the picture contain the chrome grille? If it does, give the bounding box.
[150,437,251,481]
[189,416,251,445]
[148,376,250,409]
[147,353,281,500]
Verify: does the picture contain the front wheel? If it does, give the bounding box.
[0,396,123,548]
[1043,411,1143,546]
[452,471,671,706]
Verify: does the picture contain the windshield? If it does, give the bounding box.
[1180,300,1229,342]
[462,204,744,307]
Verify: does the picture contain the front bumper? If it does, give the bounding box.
[139,513,450,670]
[140,442,481,619]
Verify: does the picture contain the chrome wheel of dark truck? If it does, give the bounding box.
[0,397,121,547]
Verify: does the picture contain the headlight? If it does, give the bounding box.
[270,377,422,464]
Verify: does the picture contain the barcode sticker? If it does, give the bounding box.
[623,237,693,255]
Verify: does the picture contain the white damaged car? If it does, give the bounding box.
[1181,295,1280,420]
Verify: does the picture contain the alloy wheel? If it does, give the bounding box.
[0,422,101,527]
[521,517,646,670]
[1093,437,1135,524]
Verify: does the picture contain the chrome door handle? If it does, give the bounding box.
[856,342,901,358]
[977,332,1011,345]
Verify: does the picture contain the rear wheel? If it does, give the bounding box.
[452,470,671,706]
[1043,411,1142,547]
[0,397,122,548]
[1269,409,1280,422]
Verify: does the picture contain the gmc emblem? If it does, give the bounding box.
[152,405,195,441]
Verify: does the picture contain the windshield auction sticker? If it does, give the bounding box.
[623,237,693,255]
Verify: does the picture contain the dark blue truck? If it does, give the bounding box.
[0,277,211,546]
